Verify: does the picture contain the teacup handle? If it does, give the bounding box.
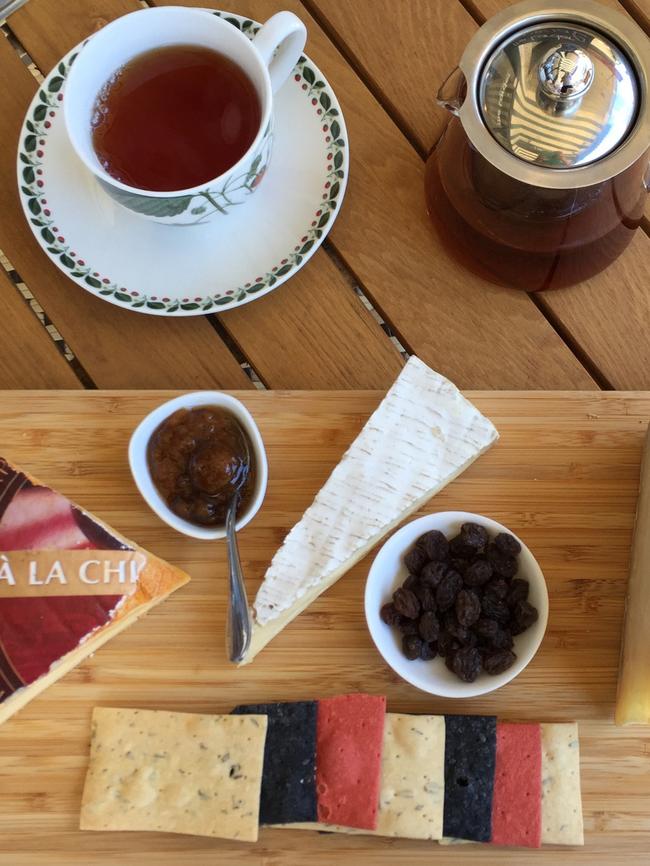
[253,11,307,94]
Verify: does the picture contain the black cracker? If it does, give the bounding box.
[443,714,497,842]
[232,700,318,825]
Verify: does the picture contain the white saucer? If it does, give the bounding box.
[16,11,348,316]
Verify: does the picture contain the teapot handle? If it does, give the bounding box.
[437,66,467,117]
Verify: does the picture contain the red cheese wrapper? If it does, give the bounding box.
[316,693,386,830]
[491,722,542,848]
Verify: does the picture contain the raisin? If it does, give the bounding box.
[463,559,493,587]
[484,578,509,600]
[487,544,518,578]
[456,589,481,627]
[483,649,516,675]
[393,587,420,619]
[491,628,514,650]
[380,603,400,625]
[449,534,476,560]
[451,646,482,682]
[460,522,489,554]
[481,594,510,624]
[494,532,522,557]
[511,600,539,635]
[507,578,529,607]
[418,611,440,642]
[420,641,437,661]
[402,635,423,660]
[420,560,448,588]
[403,573,419,590]
[396,616,419,636]
[435,570,463,611]
[475,617,499,642]
[404,546,429,575]
[417,529,450,562]
[443,613,473,645]
[451,557,470,576]
[414,582,436,612]
[438,630,461,657]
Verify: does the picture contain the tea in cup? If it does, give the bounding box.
[64,6,306,225]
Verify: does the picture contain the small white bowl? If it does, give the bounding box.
[128,392,268,540]
[365,511,548,698]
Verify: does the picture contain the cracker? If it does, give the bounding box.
[232,701,317,825]
[316,693,386,829]
[284,713,445,839]
[540,722,584,845]
[443,714,497,842]
[80,707,267,842]
[371,712,445,839]
[491,722,542,848]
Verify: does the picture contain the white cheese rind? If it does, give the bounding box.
[245,357,498,663]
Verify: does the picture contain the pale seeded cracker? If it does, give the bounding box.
[540,722,584,845]
[283,713,445,840]
[80,707,268,842]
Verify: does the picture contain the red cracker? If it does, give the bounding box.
[315,693,386,829]
[491,722,542,847]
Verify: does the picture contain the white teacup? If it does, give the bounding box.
[63,6,306,225]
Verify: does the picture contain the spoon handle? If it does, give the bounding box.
[225,494,252,663]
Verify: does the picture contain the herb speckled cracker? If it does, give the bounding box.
[443,714,497,842]
[80,707,268,842]
[541,722,584,845]
[232,701,317,825]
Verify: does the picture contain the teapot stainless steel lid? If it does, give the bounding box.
[480,22,638,167]
[441,0,649,188]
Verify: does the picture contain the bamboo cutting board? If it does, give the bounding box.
[0,390,649,866]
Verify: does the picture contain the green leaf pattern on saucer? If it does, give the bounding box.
[17,12,348,314]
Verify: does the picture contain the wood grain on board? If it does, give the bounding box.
[149,0,595,390]
[313,0,650,388]
[0,389,649,865]
[0,268,81,388]
[9,0,405,391]
[0,35,253,390]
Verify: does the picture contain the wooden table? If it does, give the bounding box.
[1,0,649,392]
[1,389,650,866]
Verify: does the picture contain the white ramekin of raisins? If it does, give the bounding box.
[364,512,548,698]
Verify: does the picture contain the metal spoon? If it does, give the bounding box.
[225,435,252,663]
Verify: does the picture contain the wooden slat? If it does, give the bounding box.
[220,252,405,389]
[314,0,650,388]
[1,390,650,864]
[8,0,139,72]
[474,0,628,19]
[306,0,475,153]
[624,0,650,28]
[156,0,593,390]
[0,34,252,390]
[10,0,404,391]
[0,268,81,388]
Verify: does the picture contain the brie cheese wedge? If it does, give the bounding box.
[243,357,498,664]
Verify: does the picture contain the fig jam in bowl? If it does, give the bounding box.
[129,392,268,540]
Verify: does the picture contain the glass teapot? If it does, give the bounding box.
[425,0,649,291]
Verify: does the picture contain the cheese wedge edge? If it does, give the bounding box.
[242,357,498,664]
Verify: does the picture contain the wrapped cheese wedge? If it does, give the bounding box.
[0,458,190,725]
[243,356,499,664]
[616,425,650,725]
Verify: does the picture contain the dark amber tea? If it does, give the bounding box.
[92,44,262,192]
